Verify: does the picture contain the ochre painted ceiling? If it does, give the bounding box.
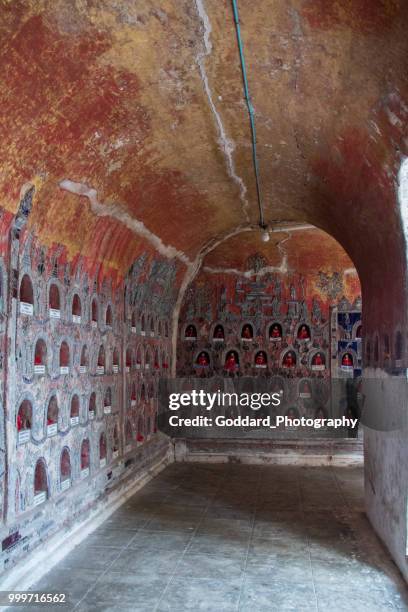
[1,0,407,284]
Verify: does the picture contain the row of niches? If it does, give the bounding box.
[18,273,170,338]
[22,338,170,379]
[182,322,352,343]
[15,385,155,445]
[16,416,155,512]
[187,347,331,373]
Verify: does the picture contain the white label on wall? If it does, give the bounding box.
[18,429,30,444]
[91,320,97,329]
[141,331,146,337]
[213,338,224,343]
[34,364,45,374]
[73,315,81,324]
[81,467,89,479]
[341,365,353,372]
[49,308,61,319]
[112,450,119,460]
[145,364,150,370]
[125,444,131,453]
[99,458,106,468]
[150,332,154,337]
[79,365,87,374]
[70,416,79,426]
[33,491,46,506]
[20,302,33,316]
[255,364,267,369]
[113,365,119,373]
[126,366,130,373]
[312,365,325,371]
[60,478,71,492]
[131,400,136,407]
[60,366,69,375]
[89,410,95,420]
[96,366,104,375]
[299,393,311,399]
[47,423,58,437]
[131,326,136,334]
[136,363,141,370]
[396,359,402,368]
[104,405,111,415]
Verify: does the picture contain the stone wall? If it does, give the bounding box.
[0,215,178,575]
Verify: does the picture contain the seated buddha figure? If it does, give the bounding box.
[286,407,299,420]
[213,324,225,340]
[225,351,239,372]
[283,351,296,368]
[255,351,267,367]
[342,352,353,368]
[241,324,253,340]
[185,324,197,339]
[269,323,282,339]
[297,324,310,340]
[196,351,209,367]
[300,380,311,397]
[312,352,325,367]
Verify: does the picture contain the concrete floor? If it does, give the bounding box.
[26,463,408,611]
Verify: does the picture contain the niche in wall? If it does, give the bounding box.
[17,400,32,444]
[34,339,47,375]
[49,283,61,319]
[72,294,82,324]
[19,274,34,315]
[46,396,58,437]
[80,439,90,478]
[60,448,71,491]
[33,459,48,506]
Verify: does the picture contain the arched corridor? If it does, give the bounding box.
[0,1,407,609]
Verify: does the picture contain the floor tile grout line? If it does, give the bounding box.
[299,469,320,612]
[71,518,152,610]
[69,482,184,610]
[153,472,225,611]
[236,467,262,612]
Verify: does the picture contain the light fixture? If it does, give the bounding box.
[260,224,270,242]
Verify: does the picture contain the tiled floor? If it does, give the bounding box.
[26,463,408,611]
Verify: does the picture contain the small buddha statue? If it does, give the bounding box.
[270,324,281,339]
[214,325,224,339]
[342,353,353,367]
[283,351,296,368]
[185,325,196,338]
[242,324,253,340]
[313,353,324,366]
[298,325,310,340]
[255,351,267,367]
[286,408,298,419]
[225,352,238,371]
[137,432,144,442]
[197,352,209,366]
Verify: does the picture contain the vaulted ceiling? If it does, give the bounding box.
[1,0,407,292]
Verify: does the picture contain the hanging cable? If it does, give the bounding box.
[231,0,267,235]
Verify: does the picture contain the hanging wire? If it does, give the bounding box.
[231,0,266,230]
